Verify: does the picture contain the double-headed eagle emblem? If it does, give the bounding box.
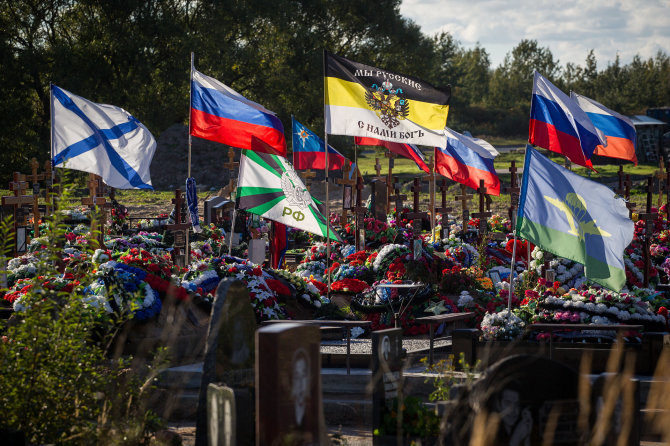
[281,170,311,209]
[365,80,409,129]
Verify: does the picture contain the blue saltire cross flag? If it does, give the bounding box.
[51,84,156,189]
[516,145,634,291]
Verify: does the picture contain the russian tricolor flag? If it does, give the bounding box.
[435,128,500,196]
[529,72,604,168]
[354,137,430,173]
[292,118,346,170]
[571,92,638,165]
[190,69,286,156]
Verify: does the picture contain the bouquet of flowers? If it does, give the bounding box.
[295,260,326,282]
[480,310,525,341]
[372,244,409,275]
[331,278,371,294]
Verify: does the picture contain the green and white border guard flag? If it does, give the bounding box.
[517,145,634,290]
[236,150,341,242]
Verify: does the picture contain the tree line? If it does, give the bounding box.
[2,0,669,183]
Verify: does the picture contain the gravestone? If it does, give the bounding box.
[196,279,257,446]
[207,384,236,446]
[204,196,230,225]
[371,327,404,444]
[448,355,581,446]
[256,323,328,445]
[370,178,388,221]
[247,238,265,265]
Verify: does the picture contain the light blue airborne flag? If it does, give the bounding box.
[51,85,156,189]
[516,145,634,290]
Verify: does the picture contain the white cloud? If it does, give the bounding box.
[400,0,670,68]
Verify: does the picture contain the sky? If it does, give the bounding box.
[399,0,670,69]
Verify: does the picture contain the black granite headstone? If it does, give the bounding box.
[196,279,257,446]
[370,327,404,440]
[448,355,582,446]
[256,323,327,445]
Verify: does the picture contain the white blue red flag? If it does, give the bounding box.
[51,85,156,189]
[529,72,605,169]
[190,69,286,156]
[292,118,346,170]
[354,136,429,173]
[435,128,500,195]
[570,92,638,165]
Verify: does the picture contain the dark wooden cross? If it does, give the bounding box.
[389,177,407,216]
[81,174,107,247]
[2,172,34,254]
[407,178,427,235]
[298,169,317,192]
[374,157,383,179]
[165,189,191,267]
[503,160,521,224]
[384,151,395,210]
[336,159,357,224]
[638,177,658,287]
[435,178,452,239]
[472,180,493,241]
[425,156,436,230]
[614,165,625,196]
[624,174,635,218]
[454,183,473,235]
[655,158,667,209]
[354,174,367,250]
[25,158,50,238]
[224,147,239,200]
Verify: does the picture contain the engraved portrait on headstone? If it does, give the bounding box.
[291,348,311,426]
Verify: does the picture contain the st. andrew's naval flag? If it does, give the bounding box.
[51,85,156,189]
[517,145,634,290]
[324,51,450,147]
[236,150,341,241]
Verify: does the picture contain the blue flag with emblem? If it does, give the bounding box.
[51,84,156,189]
[516,145,634,290]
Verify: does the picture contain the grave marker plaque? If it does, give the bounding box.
[371,327,404,441]
[370,178,388,221]
[207,384,236,446]
[196,279,257,446]
[256,323,323,445]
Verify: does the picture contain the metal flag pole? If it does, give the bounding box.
[49,82,55,183]
[185,51,194,265]
[323,50,332,299]
[431,149,436,242]
[228,162,243,257]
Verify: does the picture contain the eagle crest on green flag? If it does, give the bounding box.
[517,146,634,291]
[236,150,341,241]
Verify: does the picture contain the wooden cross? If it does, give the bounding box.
[454,183,473,234]
[384,151,395,210]
[81,174,107,247]
[354,174,367,250]
[614,165,625,196]
[407,178,427,235]
[165,189,191,267]
[435,178,452,239]
[426,155,436,221]
[2,172,34,254]
[298,169,317,191]
[374,157,383,179]
[25,158,51,238]
[624,175,635,218]
[336,160,357,224]
[638,177,658,287]
[471,180,492,241]
[655,158,667,209]
[503,160,521,224]
[389,177,407,216]
[224,147,239,200]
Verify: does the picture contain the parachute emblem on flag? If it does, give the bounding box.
[544,193,612,241]
[280,170,311,209]
[365,81,410,129]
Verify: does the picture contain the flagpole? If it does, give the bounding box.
[49,82,55,183]
[507,144,528,319]
[431,148,436,242]
[185,52,194,265]
[323,50,331,299]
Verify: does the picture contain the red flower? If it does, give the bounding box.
[266,279,291,296]
[658,307,668,317]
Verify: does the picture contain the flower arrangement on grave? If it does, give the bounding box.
[135,213,169,230]
[270,267,325,304]
[8,274,86,313]
[527,247,588,289]
[6,255,39,287]
[439,265,476,294]
[86,261,162,320]
[521,283,666,331]
[442,238,478,267]
[372,244,410,278]
[480,310,525,341]
[59,207,90,222]
[295,260,326,282]
[331,278,371,294]
[106,232,167,254]
[332,263,372,282]
[181,261,221,297]
[109,203,129,233]
[487,214,512,233]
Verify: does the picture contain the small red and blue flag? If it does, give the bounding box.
[571,92,637,165]
[292,118,346,170]
[435,128,500,196]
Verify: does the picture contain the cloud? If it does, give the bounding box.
[399,0,670,68]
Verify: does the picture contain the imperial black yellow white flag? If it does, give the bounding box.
[324,51,450,147]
